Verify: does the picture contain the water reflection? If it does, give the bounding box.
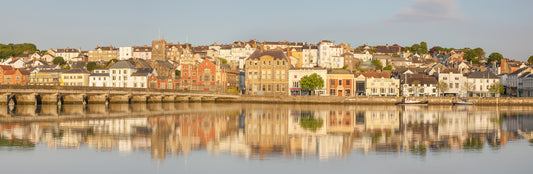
[1,103,533,160]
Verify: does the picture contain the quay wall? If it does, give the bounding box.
[217,96,533,106]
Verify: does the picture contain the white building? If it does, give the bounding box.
[353,50,372,61]
[317,40,343,69]
[89,69,110,87]
[132,46,152,60]
[466,71,500,97]
[402,77,438,97]
[288,68,328,95]
[55,48,80,62]
[437,69,468,96]
[119,47,133,60]
[302,45,318,68]
[108,61,156,88]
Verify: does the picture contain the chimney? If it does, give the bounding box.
[286,47,290,58]
[260,44,264,52]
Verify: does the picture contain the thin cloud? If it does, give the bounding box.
[386,0,465,24]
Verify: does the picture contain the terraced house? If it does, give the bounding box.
[245,49,289,96]
[88,45,118,62]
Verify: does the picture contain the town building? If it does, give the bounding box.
[89,69,110,87]
[402,75,438,97]
[326,69,354,96]
[301,45,318,68]
[60,68,90,86]
[132,46,152,60]
[466,71,500,97]
[317,40,344,69]
[55,48,80,62]
[88,46,118,62]
[245,49,290,96]
[29,69,63,86]
[358,72,399,96]
[288,68,327,96]
[437,68,467,96]
[151,39,167,61]
[119,47,133,60]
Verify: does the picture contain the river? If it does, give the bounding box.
[1,103,532,174]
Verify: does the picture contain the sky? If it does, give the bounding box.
[1,0,532,60]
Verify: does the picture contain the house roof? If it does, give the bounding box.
[406,77,438,85]
[467,71,499,79]
[357,72,390,78]
[90,73,109,76]
[328,69,352,74]
[376,45,402,54]
[63,68,90,74]
[131,68,154,76]
[246,50,288,61]
[0,65,13,70]
[110,61,136,69]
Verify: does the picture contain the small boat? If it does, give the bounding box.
[395,97,428,105]
[453,98,474,105]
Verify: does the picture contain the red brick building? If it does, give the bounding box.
[1,66,30,85]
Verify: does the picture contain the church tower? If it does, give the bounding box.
[151,39,167,61]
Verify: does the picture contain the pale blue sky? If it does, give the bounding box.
[2,0,532,60]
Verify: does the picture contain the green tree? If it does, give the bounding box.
[464,49,477,61]
[299,73,324,95]
[372,59,383,70]
[473,47,485,57]
[87,62,97,71]
[175,70,181,76]
[489,82,505,96]
[436,82,449,97]
[53,56,66,65]
[220,58,228,64]
[420,42,428,54]
[488,52,503,63]
[40,50,48,55]
[0,43,38,59]
[63,65,71,70]
[383,65,393,71]
[528,55,533,64]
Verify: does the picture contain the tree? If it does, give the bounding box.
[419,42,428,54]
[372,59,383,70]
[488,52,503,63]
[220,58,228,64]
[0,43,38,59]
[299,73,324,95]
[53,56,66,65]
[436,82,449,97]
[175,70,181,76]
[86,62,97,71]
[63,65,71,70]
[464,49,478,61]
[473,47,485,58]
[528,55,533,64]
[383,65,393,71]
[489,82,505,96]
[462,82,474,97]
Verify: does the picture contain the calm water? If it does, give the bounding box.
[1,103,533,174]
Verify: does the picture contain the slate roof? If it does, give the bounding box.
[246,50,288,61]
[0,65,13,70]
[467,71,499,79]
[376,45,402,54]
[357,72,390,78]
[406,77,438,85]
[131,68,154,76]
[110,61,136,69]
[327,69,352,74]
[90,73,109,76]
[63,68,90,74]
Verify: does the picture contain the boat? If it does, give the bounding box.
[453,98,474,105]
[395,97,428,105]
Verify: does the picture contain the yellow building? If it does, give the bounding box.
[287,47,303,68]
[88,46,118,62]
[60,69,90,86]
[245,49,290,96]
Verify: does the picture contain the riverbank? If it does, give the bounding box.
[215,96,533,106]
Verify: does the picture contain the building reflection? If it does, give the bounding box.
[1,104,533,160]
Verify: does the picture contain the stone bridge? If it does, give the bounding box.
[0,85,240,105]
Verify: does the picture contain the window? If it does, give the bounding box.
[123,70,127,74]
[346,80,350,85]
[276,84,280,91]
[443,77,447,80]
[339,80,342,85]
[112,70,116,74]
[455,77,459,80]
[455,83,459,88]
[390,88,395,94]
[330,89,336,95]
